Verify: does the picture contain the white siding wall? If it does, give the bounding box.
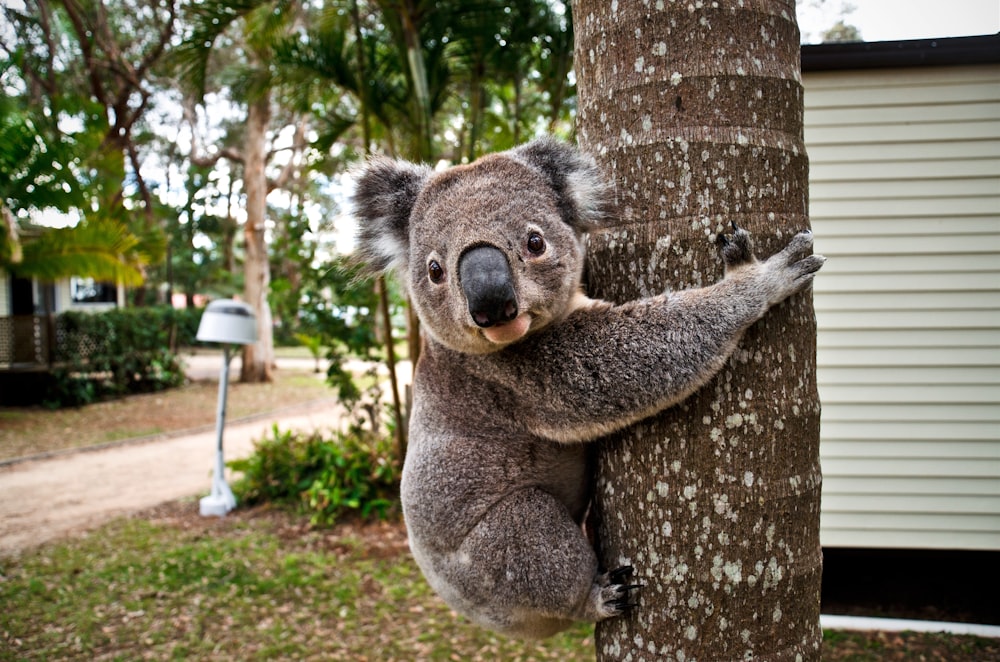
[0,269,8,316]
[804,64,1000,550]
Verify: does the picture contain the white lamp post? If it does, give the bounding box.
[195,299,257,517]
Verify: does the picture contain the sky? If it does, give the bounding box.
[797,0,1000,43]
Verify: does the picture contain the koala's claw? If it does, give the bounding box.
[608,565,634,584]
[602,566,641,616]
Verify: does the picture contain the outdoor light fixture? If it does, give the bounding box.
[195,299,257,517]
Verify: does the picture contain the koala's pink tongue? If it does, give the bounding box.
[482,314,531,345]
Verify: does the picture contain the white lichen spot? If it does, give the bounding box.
[656,480,670,497]
[670,71,683,86]
[642,115,652,132]
[634,56,645,73]
[743,471,754,487]
[662,521,673,537]
[683,484,697,500]
[685,625,698,640]
[725,413,744,429]
[654,41,667,56]
[773,605,783,622]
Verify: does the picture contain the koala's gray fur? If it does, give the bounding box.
[353,138,825,639]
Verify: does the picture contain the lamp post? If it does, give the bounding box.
[195,299,257,517]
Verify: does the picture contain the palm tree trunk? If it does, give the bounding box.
[574,2,823,659]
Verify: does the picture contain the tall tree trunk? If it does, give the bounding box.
[241,94,275,383]
[574,2,823,660]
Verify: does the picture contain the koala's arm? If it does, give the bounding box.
[490,228,824,443]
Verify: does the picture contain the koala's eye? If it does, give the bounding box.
[526,232,546,256]
[428,260,445,284]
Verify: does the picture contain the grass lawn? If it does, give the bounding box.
[0,368,334,463]
[1,503,997,661]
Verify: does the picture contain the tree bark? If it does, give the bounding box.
[241,94,275,383]
[574,2,823,660]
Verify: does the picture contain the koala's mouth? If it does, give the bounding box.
[480,313,532,345]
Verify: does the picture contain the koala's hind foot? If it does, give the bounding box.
[587,565,641,620]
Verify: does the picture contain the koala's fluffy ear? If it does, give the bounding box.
[352,156,432,276]
[511,137,614,233]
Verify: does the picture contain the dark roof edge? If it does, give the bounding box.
[801,33,1000,71]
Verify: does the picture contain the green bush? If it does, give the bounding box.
[229,425,400,526]
[46,306,187,407]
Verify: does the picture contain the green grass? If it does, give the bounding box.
[0,505,594,661]
[3,504,998,661]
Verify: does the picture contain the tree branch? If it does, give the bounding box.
[267,115,310,192]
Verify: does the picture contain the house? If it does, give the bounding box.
[803,34,1000,553]
[0,268,125,378]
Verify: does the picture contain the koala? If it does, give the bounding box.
[352,137,824,639]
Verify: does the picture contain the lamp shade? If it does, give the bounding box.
[196,299,257,345]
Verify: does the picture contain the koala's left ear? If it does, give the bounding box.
[511,137,614,233]
[352,155,432,277]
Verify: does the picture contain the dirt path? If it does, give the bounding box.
[0,402,344,557]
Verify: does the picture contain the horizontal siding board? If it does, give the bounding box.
[809,139,1000,163]
[816,309,1000,329]
[813,254,998,273]
[823,477,1000,498]
[823,457,1000,478]
[822,494,1000,515]
[813,177,999,202]
[812,158,1000,182]
[806,101,1000,126]
[821,420,998,442]
[818,366,1000,384]
[822,440,1000,459]
[806,119,1000,145]
[817,278,998,296]
[820,387,1000,406]
[810,196,998,218]
[817,347,1000,367]
[819,512,1000,533]
[813,233,1000,255]
[814,294,998,314]
[817,329,1000,348]
[811,216,998,237]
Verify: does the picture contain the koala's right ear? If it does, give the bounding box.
[352,156,432,277]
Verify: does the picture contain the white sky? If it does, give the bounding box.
[798,0,1000,43]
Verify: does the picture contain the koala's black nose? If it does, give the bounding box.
[459,245,518,328]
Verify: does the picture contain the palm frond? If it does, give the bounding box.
[11,220,147,286]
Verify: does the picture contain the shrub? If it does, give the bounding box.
[229,425,400,526]
[45,306,187,407]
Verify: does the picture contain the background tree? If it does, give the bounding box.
[2,0,172,286]
[574,1,823,659]
[174,0,310,382]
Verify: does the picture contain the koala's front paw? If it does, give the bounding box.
[593,565,641,620]
[716,221,755,268]
[763,229,827,303]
